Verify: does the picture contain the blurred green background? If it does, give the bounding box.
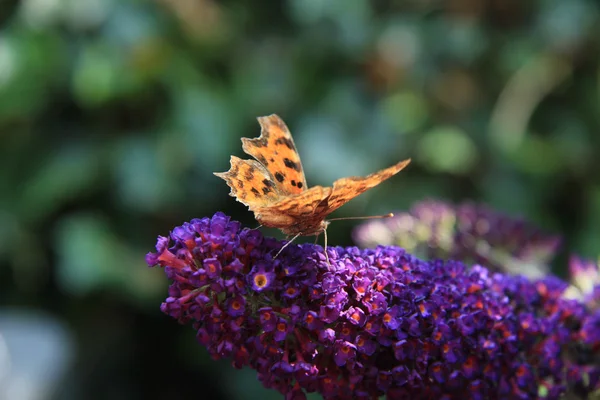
[1,0,599,399]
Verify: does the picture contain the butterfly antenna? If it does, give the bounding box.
[319,214,394,266]
[273,232,302,260]
[327,213,395,222]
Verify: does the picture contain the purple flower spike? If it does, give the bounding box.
[567,256,600,310]
[353,200,562,278]
[147,212,600,399]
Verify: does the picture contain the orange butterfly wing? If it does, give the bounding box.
[214,155,283,208]
[324,159,411,214]
[215,114,411,237]
[241,115,308,195]
[253,159,411,236]
[252,186,332,235]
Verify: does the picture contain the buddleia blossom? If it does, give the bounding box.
[146,212,600,399]
[565,256,600,309]
[353,200,561,278]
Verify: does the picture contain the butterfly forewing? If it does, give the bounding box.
[241,115,308,195]
[324,159,411,214]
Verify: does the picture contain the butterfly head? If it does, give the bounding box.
[316,219,330,236]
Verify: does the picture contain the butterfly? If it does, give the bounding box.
[214,114,411,262]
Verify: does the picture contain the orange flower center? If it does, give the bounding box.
[254,274,268,288]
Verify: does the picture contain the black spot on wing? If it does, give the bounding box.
[247,137,268,148]
[284,158,301,171]
[237,181,244,188]
[297,182,303,189]
[244,168,255,181]
[251,188,260,196]
[228,163,240,176]
[291,180,297,187]
[262,179,275,188]
[274,137,295,150]
[262,186,271,194]
[275,172,285,182]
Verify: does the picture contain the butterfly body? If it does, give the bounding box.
[214,114,410,240]
[253,191,331,236]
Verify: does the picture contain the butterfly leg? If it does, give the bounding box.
[273,232,302,260]
[253,224,263,230]
[313,233,320,245]
[323,228,330,266]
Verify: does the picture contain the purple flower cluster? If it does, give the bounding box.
[147,212,599,399]
[353,200,561,278]
[568,256,600,306]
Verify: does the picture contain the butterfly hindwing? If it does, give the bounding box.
[214,156,283,208]
[256,186,331,217]
[253,186,332,235]
[241,115,308,195]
